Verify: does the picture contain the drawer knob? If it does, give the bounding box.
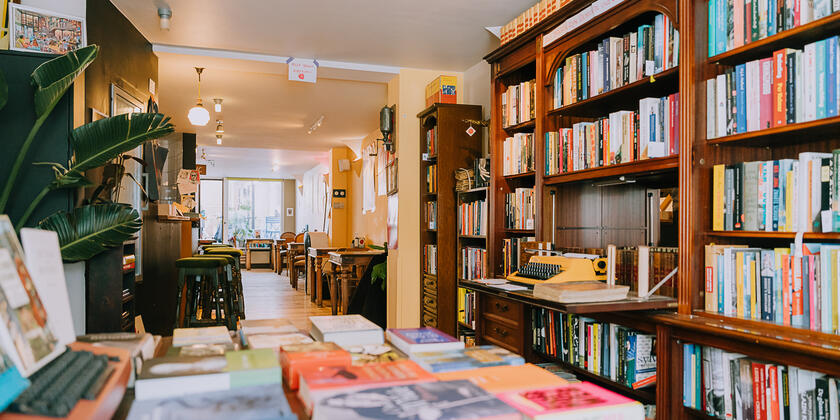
[493,327,509,337]
[494,302,509,312]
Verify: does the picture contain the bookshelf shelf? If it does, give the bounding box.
[707,11,840,65]
[502,171,536,181]
[706,230,840,240]
[502,229,535,235]
[684,407,719,420]
[502,119,536,133]
[544,156,679,185]
[458,186,488,194]
[706,115,840,146]
[535,352,657,404]
[459,235,486,239]
[547,68,679,118]
[458,321,475,330]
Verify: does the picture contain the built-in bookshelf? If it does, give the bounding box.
[456,185,487,340]
[418,103,482,337]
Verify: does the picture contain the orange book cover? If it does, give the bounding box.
[434,364,568,394]
[279,342,351,390]
[297,360,435,413]
[772,49,788,127]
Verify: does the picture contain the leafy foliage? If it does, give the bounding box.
[32,45,98,117]
[38,204,141,262]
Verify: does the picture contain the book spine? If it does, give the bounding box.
[774,49,788,127]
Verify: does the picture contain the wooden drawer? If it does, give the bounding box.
[423,294,437,314]
[422,275,437,290]
[481,317,523,354]
[481,294,522,325]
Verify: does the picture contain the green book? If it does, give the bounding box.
[225,349,282,388]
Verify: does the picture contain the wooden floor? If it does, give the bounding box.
[241,268,331,330]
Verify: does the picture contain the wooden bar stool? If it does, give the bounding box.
[175,257,233,329]
[195,253,241,327]
[204,247,244,317]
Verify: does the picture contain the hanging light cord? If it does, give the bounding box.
[195,67,205,103]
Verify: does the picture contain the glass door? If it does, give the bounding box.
[224,178,286,246]
[197,179,224,242]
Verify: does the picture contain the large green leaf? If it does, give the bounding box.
[51,113,174,189]
[31,45,98,117]
[0,70,7,111]
[38,204,141,262]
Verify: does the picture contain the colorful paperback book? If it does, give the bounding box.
[135,355,230,400]
[498,381,645,419]
[172,326,232,347]
[385,327,464,355]
[279,342,351,390]
[224,348,282,388]
[411,345,525,373]
[344,343,405,365]
[246,332,313,349]
[312,380,521,420]
[434,363,568,394]
[127,384,296,420]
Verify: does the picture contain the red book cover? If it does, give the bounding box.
[745,0,752,44]
[498,382,644,418]
[772,50,788,127]
[768,365,780,420]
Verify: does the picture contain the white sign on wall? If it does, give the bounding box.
[288,58,318,83]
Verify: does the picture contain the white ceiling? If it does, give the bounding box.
[198,146,329,179]
[110,0,529,70]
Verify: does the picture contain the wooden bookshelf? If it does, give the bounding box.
[456,186,486,340]
[707,115,840,146]
[503,119,536,133]
[418,103,482,337]
[543,156,679,185]
[706,230,840,240]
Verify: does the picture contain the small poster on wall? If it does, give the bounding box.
[8,4,86,54]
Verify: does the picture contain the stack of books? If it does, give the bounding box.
[425,164,437,193]
[545,93,680,175]
[501,80,536,127]
[707,0,839,57]
[531,309,658,390]
[458,287,477,329]
[503,132,535,175]
[552,14,679,109]
[706,36,839,139]
[502,237,540,276]
[704,243,840,332]
[425,201,437,230]
[683,343,840,419]
[711,152,840,233]
[504,187,536,230]
[458,198,487,236]
[500,0,566,45]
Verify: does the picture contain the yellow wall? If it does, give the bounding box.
[328,147,352,247]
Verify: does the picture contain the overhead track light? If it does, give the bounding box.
[215,120,224,134]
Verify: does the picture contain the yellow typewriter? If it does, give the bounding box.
[506,254,608,285]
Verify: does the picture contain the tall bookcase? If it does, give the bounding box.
[468,0,840,417]
[419,103,483,337]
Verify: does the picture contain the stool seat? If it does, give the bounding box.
[194,254,237,265]
[205,248,243,257]
[176,257,228,268]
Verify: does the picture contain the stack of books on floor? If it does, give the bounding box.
[123,314,651,419]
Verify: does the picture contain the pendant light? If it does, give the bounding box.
[188,67,210,126]
[215,120,224,134]
[214,98,223,113]
[216,134,223,145]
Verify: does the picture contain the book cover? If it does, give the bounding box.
[309,315,383,346]
[412,345,525,373]
[817,39,828,120]
[499,381,644,419]
[135,355,230,400]
[127,384,296,420]
[247,332,314,349]
[280,342,350,390]
[739,358,755,419]
[386,327,463,355]
[238,318,297,335]
[313,380,521,420]
[173,326,232,347]
[225,349,282,389]
[434,363,568,394]
[773,49,789,127]
[760,57,774,129]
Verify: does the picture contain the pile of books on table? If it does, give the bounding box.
[123,313,650,420]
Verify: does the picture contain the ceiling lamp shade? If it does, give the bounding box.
[214,98,223,113]
[188,67,210,126]
[215,120,224,134]
[216,134,223,145]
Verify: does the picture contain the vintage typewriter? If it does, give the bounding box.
[506,253,608,285]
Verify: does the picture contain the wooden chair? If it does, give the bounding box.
[274,232,296,274]
[292,232,329,289]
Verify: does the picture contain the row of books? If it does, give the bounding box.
[551,14,679,109]
[460,247,487,281]
[503,133,536,176]
[615,246,679,298]
[707,0,839,57]
[501,79,536,128]
[705,36,840,139]
[504,187,536,230]
[458,199,487,236]
[545,94,680,175]
[711,152,840,233]
[502,237,538,276]
[531,308,657,389]
[423,244,437,275]
[425,126,438,156]
[683,343,840,419]
[500,0,568,44]
[426,164,437,194]
[704,243,840,333]
[425,201,437,230]
[457,287,477,329]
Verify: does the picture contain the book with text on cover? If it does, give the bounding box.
[313,379,521,420]
[434,363,568,394]
[127,384,296,420]
[279,342,351,390]
[309,315,383,347]
[498,381,645,419]
[411,345,525,373]
[172,326,232,347]
[385,327,464,355]
[297,359,435,414]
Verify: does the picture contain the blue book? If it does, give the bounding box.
[411,345,524,373]
[735,63,747,133]
[0,360,29,412]
[716,0,728,54]
[694,345,702,408]
[545,134,550,175]
[772,161,780,231]
[709,0,717,57]
[654,14,664,72]
[817,39,828,119]
[581,52,588,100]
[827,36,838,117]
[683,344,692,407]
[314,380,521,420]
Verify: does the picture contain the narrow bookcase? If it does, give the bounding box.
[456,187,487,341]
[418,103,482,337]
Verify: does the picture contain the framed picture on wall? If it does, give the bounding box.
[8,3,86,54]
[386,158,398,196]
